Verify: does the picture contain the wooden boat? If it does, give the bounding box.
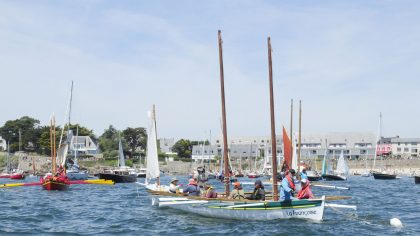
[41,174,70,191]
[415,176,420,184]
[152,196,325,221]
[147,32,328,221]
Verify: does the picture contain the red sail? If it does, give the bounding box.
[282,126,292,171]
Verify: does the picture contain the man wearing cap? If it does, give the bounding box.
[229,182,245,199]
[183,178,201,196]
[246,180,265,200]
[280,169,296,200]
[169,178,180,194]
[202,183,218,198]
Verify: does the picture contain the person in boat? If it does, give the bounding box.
[280,169,296,200]
[297,178,314,199]
[229,182,245,199]
[246,179,265,200]
[169,178,180,194]
[300,168,308,180]
[183,178,201,196]
[202,183,217,198]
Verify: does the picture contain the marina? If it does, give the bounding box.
[0,175,419,235]
[1,0,420,235]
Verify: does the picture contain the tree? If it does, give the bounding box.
[98,125,120,157]
[172,139,192,158]
[122,127,147,159]
[0,116,41,152]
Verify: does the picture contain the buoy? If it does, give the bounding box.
[390,218,403,227]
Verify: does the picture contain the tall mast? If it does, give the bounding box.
[267,37,279,201]
[153,104,160,186]
[373,112,381,170]
[297,100,302,177]
[289,99,293,170]
[218,30,230,196]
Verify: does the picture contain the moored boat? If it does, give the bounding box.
[415,176,420,184]
[99,168,137,183]
[322,174,347,181]
[373,172,397,180]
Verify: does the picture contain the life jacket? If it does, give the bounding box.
[232,189,245,199]
[286,174,295,191]
[297,184,314,199]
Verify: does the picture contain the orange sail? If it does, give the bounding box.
[282,126,292,171]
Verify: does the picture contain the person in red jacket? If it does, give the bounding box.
[297,178,314,199]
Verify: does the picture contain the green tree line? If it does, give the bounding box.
[0,116,209,160]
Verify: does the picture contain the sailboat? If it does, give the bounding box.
[66,126,89,180]
[361,151,371,177]
[150,32,326,221]
[98,135,137,183]
[322,150,348,181]
[372,113,397,180]
[136,105,167,191]
[41,115,70,191]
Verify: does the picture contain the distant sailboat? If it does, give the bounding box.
[67,126,89,180]
[322,150,348,181]
[99,135,137,183]
[372,113,397,180]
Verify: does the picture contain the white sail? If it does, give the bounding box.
[336,151,349,176]
[291,133,298,171]
[118,137,125,167]
[146,109,160,180]
[57,143,69,167]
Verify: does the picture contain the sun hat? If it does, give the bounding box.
[171,178,179,183]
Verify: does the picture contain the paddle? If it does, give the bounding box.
[312,184,350,190]
[325,203,357,210]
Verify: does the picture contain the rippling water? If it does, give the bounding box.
[0,175,419,235]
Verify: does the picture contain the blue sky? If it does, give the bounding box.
[1,0,419,140]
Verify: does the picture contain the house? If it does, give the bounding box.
[0,136,6,151]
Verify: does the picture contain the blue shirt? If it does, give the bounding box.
[300,172,308,180]
[280,176,295,200]
[183,184,200,196]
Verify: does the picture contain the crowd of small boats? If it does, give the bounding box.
[1,31,419,224]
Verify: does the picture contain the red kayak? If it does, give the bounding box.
[41,175,70,191]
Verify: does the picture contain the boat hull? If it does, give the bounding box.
[322,174,347,181]
[307,176,323,181]
[373,173,397,180]
[10,173,25,180]
[42,180,70,191]
[99,173,137,183]
[154,197,325,221]
[414,176,420,184]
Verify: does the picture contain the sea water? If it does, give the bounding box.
[0,175,419,235]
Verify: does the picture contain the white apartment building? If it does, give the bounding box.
[391,138,420,158]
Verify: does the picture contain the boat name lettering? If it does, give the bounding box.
[287,210,316,216]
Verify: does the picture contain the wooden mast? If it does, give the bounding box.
[50,117,54,175]
[267,37,279,201]
[297,100,302,177]
[289,99,293,171]
[218,30,230,196]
